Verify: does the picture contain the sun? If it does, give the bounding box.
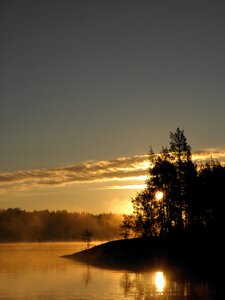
[155,191,163,201]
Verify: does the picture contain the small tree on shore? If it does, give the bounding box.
[120,214,134,239]
[82,228,93,249]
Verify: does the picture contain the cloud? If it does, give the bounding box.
[0,149,225,192]
[192,148,225,164]
[0,155,149,192]
[98,184,147,190]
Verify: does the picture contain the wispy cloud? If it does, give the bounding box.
[99,184,147,190]
[192,148,225,164]
[0,155,149,192]
[0,149,225,192]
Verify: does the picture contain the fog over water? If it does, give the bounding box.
[0,242,215,299]
[0,209,122,242]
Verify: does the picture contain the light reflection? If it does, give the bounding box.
[155,271,165,293]
[0,242,215,300]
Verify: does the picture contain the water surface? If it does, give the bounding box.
[0,242,215,299]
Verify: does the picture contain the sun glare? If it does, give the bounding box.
[155,191,163,201]
[112,199,133,215]
[155,271,165,293]
[122,201,133,215]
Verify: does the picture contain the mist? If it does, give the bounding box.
[0,208,123,242]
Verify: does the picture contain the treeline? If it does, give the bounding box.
[0,209,123,242]
[121,128,225,240]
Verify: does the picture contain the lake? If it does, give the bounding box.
[0,242,216,299]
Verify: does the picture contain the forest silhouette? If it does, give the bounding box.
[0,209,122,242]
[66,128,224,284]
[120,128,225,242]
[2,127,224,278]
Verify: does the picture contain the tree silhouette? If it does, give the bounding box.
[82,228,93,249]
[0,210,122,242]
[121,128,225,241]
[120,214,134,239]
[195,160,225,235]
[121,128,199,238]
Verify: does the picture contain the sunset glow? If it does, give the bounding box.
[101,184,147,190]
[0,149,225,212]
[0,3,222,300]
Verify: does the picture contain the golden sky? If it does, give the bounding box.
[1,2,225,213]
[0,149,224,213]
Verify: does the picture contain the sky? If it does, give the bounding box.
[0,0,225,213]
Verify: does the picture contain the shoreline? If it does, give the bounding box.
[62,237,218,280]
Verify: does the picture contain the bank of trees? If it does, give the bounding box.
[121,128,225,239]
[0,209,122,242]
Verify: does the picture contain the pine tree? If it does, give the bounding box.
[121,128,197,238]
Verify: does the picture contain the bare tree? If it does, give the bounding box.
[82,228,93,249]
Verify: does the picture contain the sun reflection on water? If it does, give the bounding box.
[155,271,165,293]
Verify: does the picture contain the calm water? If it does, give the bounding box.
[0,242,215,300]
